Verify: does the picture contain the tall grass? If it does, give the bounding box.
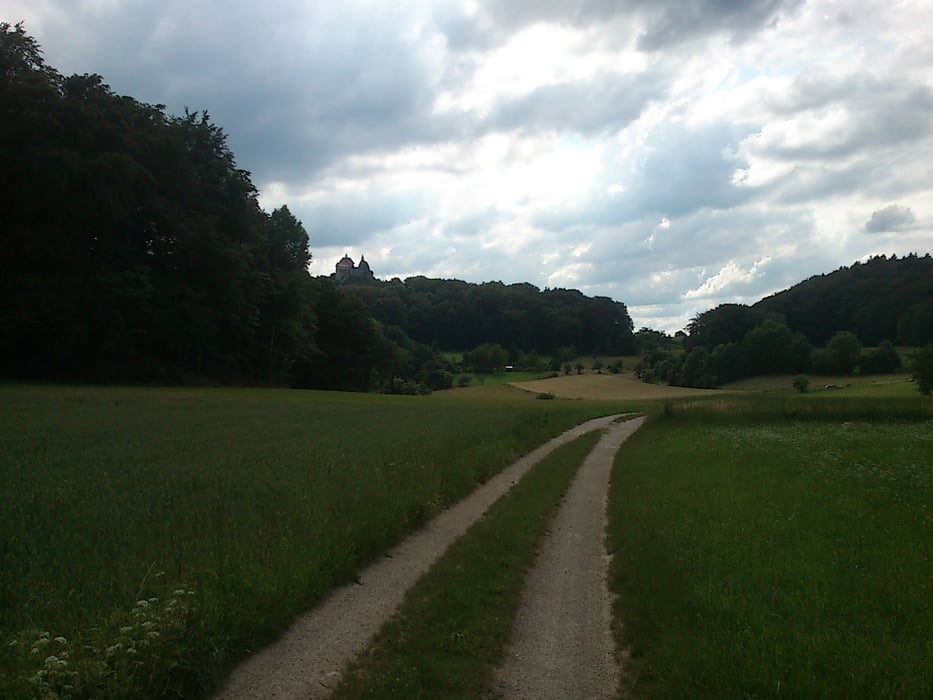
[0,385,614,699]
[660,393,933,422]
[609,408,932,697]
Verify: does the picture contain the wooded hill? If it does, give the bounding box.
[640,254,933,388]
[0,22,388,389]
[752,254,933,346]
[344,277,636,357]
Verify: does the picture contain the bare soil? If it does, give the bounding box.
[215,414,629,699]
[511,372,720,400]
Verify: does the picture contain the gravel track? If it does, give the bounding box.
[491,416,644,699]
[215,414,627,699]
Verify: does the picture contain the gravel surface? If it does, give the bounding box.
[492,416,645,699]
[215,414,627,699]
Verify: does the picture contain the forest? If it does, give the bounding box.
[1,23,636,391]
[343,276,636,357]
[637,254,933,388]
[2,22,312,385]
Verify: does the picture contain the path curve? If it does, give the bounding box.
[215,414,628,699]
[492,416,645,699]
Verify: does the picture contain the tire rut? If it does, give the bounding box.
[492,416,645,699]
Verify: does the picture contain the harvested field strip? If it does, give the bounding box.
[511,373,721,400]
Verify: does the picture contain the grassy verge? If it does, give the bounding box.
[333,430,604,699]
[608,405,932,697]
[0,385,615,699]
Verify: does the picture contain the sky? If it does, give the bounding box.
[4,0,932,332]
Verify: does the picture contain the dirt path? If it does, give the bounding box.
[492,416,645,699]
[215,414,627,699]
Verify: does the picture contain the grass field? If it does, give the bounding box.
[0,384,618,699]
[608,401,932,697]
[3,379,930,698]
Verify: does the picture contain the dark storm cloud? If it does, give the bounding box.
[477,0,625,32]
[293,188,427,248]
[620,122,755,217]
[485,70,667,135]
[431,1,501,52]
[762,83,933,162]
[635,0,805,50]
[23,1,452,182]
[476,0,804,48]
[864,205,917,233]
[772,140,930,205]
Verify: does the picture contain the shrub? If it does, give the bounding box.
[792,375,810,393]
[389,378,431,395]
[861,340,901,374]
[911,344,933,396]
[423,369,454,391]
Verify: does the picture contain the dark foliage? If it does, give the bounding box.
[638,254,932,388]
[753,254,933,346]
[861,340,902,375]
[911,345,933,396]
[0,23,444,391]
[685,304,772,352]
[344,277,636,357]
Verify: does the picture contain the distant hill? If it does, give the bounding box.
[752,254,933,346]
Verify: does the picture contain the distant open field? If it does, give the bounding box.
[723,372,915,396]
[509,370,921,401]
[510,372,722,400]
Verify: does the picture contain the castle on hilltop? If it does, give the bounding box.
[332,253,375,284]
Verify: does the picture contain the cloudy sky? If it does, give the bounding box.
[5,0,932,332]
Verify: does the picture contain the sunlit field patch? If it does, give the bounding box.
[609,410,932,698]
[511,372,722,400]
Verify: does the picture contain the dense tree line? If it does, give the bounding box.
[343,276,637,357]
[637,254,933,388]
[753,254,933,346]
[0,23,445,391]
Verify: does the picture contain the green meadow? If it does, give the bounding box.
[609,398,932,698]
[0,384,615,699]
[3,383,931,698]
